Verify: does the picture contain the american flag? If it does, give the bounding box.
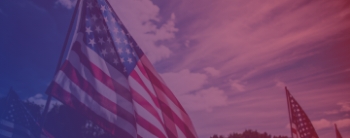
[0,89,53,138]
[47,0,197,137]
[285,88,319,138]
[334,124,342,138]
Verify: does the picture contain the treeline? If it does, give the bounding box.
[0,97,114,138]
[210,129,288,138]
[1,97,290,138]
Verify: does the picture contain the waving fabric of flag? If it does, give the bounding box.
[0,89,54,138]
[285,88,319,138]
[47,0,197,138]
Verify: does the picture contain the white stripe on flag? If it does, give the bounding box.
[0,130,12,138]
[0,120,13,138]
[133,102,166,134]
[74,33,129,89]
[176,125,186,138]
[136,124,157,138]
[0,120,14,128]
[128,77,160,114]
[68,51,134,114]
[133,65,156,96]
[54,71,136,134]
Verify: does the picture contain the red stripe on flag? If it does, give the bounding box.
[138,56,197,137]
[135,114,167,138]
[71,43,132,102]
[130,71,160,108]
[139,56,187,114]
[130,87,163,126]
[50,82,135,138]
[159,99,196,138]
[60,61,135,124]
[0,123,14,134]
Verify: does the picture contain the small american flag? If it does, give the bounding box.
[48,0,197,137]
[0,89,53,138]
[285,88,319,138]
[334,124,343,138]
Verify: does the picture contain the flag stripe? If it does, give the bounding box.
[133,65,163,109]
[133,102,164,132]
[50,82,136,138]
[72,38,129,89]
[135,114,167,138]
[162,113,178,138]
[68,49,134,114]
[60,62,133,119]
[140,56,187,114]
[52,72,136,136]
[131,61,197,137]
[131,88,164,126]
[129,77,159,113]
[134,62,156,96]
[134,61,196,136]
[136,124,157,138]
[137,57,192,137]
[0,121,13,138]
[158,98,196,138]
[0,119,34,138]
[160,90,196,135]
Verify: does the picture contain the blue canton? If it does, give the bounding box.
[78,0,144,76]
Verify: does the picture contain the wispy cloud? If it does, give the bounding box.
[338,102,350,112]
[27,93,62,111]
[110,0,178,63]
[204,67,220,77]
[312,118,350,130]
[161,69,207,95]
[162,0,350,137]
[161,69,229,112]
[55,0,77,9]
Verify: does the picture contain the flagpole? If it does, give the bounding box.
[40,0,81,125]
[285,87,294,138]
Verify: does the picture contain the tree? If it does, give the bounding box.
[43,104,114,138]
[0,96,114,138]
[211,129,289,138]
[211,134,225,138]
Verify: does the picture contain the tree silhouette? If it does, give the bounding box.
[43,104,114,138]
[1,97,290,138]
[211,129,289,138]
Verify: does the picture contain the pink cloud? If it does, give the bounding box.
[334,119,350,128]
[27,93,62,111]
[338,102,350,112]
[230,80,245,92]
[312,119,332,130]
[110,0,178,63]
[179,87,228,112]
[55,0,77,9]
[204,67,220,77]
[160,69,207,95]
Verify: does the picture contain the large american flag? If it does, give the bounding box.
[47,0,197,137]
[0,89,53,138]
[285,88,319,138]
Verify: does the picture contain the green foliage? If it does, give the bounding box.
[1,97,291,138]
[43,104,114,138]
[211,129,289,138]
[0,97,114,138]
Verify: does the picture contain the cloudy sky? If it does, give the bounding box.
[1,0,350,138]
